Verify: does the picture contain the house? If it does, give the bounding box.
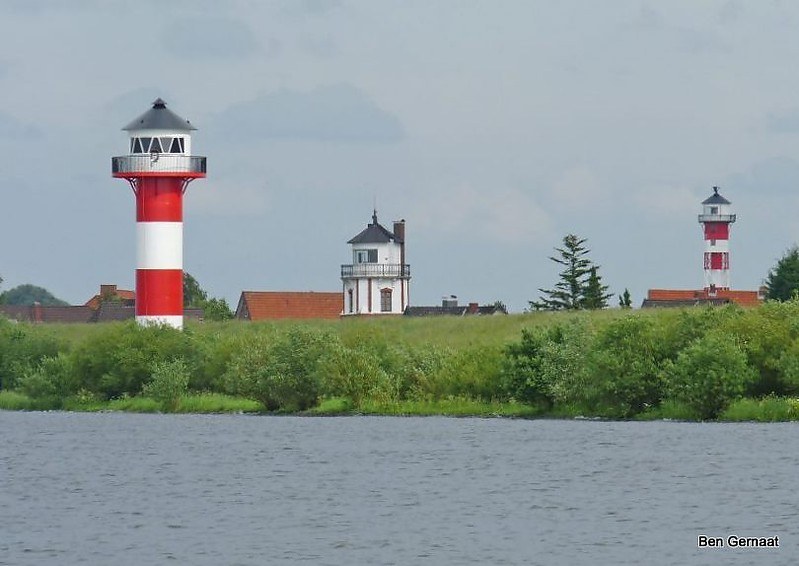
[404,296,507,316]
[641,289,763,308]
[236,291,343,321]
[84,284,135,309]
[0,283,204,323]
[341,211,410,316]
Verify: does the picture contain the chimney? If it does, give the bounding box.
[100,284,117,298]
[31,301,43,323]
[393,219,406,268]
[468,302,479,314]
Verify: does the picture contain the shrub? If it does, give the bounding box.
[69,322,200,399]
[223,326,333,411]
[584,315,663,417]
[501,319,593,408]
[316,343,390,406]
[0,319,62,391]
[16,354,77,407]
[663,331,757,419]
[142,358,191,412]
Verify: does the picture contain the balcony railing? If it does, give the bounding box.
[341,264,411,278]
[112,155,207,175]
[698,213,736,223]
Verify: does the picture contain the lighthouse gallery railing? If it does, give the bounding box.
[341,264,411,278]
[112,155,207,175]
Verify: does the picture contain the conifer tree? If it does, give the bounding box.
[618,288,632,309]
[582,266,613,309]
[530,234,592,310]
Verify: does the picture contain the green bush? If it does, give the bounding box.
[142,358,191,412]
[0,319,62,390]
[223,326,332,411]
[501,319,593,408]
[663,331,757,419]
[317,343,390,406]
[16,354,77,407]
[584,315,662,417]
[69,322,200,399]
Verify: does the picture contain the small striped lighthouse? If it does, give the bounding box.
[111,99,207,329]
[698,186,736,293]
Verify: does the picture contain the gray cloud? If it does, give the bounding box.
[0,112,41,139]
[161,17,260,59]
[765,109,799,134]
[208,84,404,143]
[727,156,799,194]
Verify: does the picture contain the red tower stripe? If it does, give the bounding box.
[136,177,184,222]
[136,269,183,315]
[703,222,729,240]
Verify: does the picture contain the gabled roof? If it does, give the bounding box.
[0,305,95,323]
[643,289,762,308]
[348,211,399,244]
[702,186,731,205]
[84,286,135,310]
[123,98,196,132]
[236,291,343,320]
[404,305,505,317]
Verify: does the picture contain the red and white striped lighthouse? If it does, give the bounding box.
[111,98,206,329]
[698,186,736,293]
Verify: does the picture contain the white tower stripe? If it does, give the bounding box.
[136,222,183,270]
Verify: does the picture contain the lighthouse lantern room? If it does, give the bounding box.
[111,98,207,329]
[341,211,410,315]
[698,186,736,293]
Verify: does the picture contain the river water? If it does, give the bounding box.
[1,412,796,565]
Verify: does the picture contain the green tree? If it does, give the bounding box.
[183,272,233,321]
[0,284,69,306]
[618,288,632,309]
[530,234,608,311]
[582,266,613,309]
[764,246,799,301]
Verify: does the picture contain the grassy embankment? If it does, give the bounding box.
[3,303,799,421]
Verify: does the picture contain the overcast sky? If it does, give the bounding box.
[2,0,799,312]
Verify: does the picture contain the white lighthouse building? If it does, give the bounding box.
[698,186,736,293]
[341,211,410,315]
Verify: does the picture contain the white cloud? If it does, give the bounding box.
[414,184,553,244]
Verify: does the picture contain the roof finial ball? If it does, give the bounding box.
[111,99,207,329]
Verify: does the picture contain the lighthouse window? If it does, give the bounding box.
[139,137,152,153]
[710,206,719,215]
[169,137,183,153]
[131,138,145,153]
[149,138,163,153]
[355,249,378,264]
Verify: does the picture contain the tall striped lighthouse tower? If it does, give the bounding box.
[698,186,736,293]
[111,98,207,329]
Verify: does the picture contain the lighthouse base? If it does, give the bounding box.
[136,314,183,329]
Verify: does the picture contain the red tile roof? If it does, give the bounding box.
[236,291,343,321]
[84,284,135,310]
[645,289,763,308]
